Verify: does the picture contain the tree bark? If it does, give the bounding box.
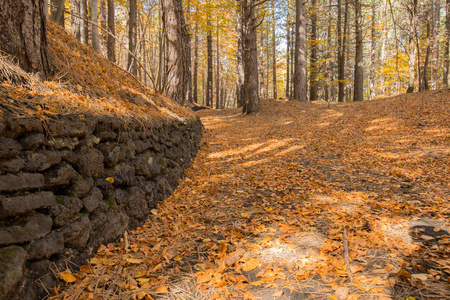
[71,0,81,40]
[325,0,332,102]
[294,0,307,102]
[241,0,259,113]
[206,19,213,107]
[286,7,291,99]
[309,0,318,101]
[407,37,416,93]
[90,0,101,52]
[271,0,277,99]
[237,8,245,107]
[0,0,50,78]
[128,0,137,75]
[162,0,190,104]
[338,0,348,102]
[216,24,220,108]
[369,2,376,99]
[52,0,65,26]
[80,0,88,44]
[107,0,115,62]
[445,0,450,88]
[193,23,198,103]
[353,0,364,101]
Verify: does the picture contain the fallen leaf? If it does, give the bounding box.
[59,272,77,283]
[152,285,168,293]
[105,177,114,184]
[242,258,260,271]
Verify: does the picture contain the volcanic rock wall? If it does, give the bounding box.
[0,113,202,299]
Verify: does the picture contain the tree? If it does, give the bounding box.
[445,0,450,88]
[271,0,277,99]
[71,0,82,41]
[162,0,191,104]
[241,0,259,113]
[0,0,50,77]
[294,0,306,102]
[91,0,101,52]
[206,19,213,107]
[107,0,115,62]
[353,0,364,101]
[128,0,137,75]
[309,0,318,102]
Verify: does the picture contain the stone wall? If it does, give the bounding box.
[0,113,202,299]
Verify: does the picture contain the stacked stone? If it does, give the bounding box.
[0,113,202,299]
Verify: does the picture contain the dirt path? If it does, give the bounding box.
[53,92,450,300]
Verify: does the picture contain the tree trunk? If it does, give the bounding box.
[423,3,432,91]
[286,7,291,99]
[0,0,50,78]
[241,0,259,113]
[161,0,190,104]
[271,0,277,99]
[216,24,220,108]
[52,0,65,26]
[407,37,416,93]
[338,0,348,102]
[128,0,137,75]
[206,20,213,107]
[294,0,307,102]
[325,0,332,102]
[237,9,245,107]
[193,23,198,103]
[80,0,88,44]
[186,0,193,103]
[309,0,318,101]
[71,0,81,40]
[353,0,364,101]
[107,0,115,62]
[445,0,450,88]
[369,2,376,99]
[90,0,101,52]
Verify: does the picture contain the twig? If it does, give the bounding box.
[343,226,353,282]
[123,231,130,253]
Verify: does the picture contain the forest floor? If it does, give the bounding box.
[53,91,450,300]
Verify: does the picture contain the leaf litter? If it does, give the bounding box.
[52,92,449,300]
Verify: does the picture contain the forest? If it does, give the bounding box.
[38,0,450,111]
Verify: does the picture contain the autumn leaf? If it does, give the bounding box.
[126,258,144,264]
[242,258,260,271]
[152,285,168,293]
[59,272,77,283]
[105,177,114,184]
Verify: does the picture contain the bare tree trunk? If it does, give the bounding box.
[237,8,245,107]
[161,0,190,104]
[338,0,348,102]
[52,0,65,26]
[369,2,376,99]
[90,0,101,52]
[193,23,198,103]
[206,19,213,107]
[216,24,220,108]
[128,0,137,74]
[407,37,416,93]
[286,9,291,99]
[445,0,450,88]
[44,0,49,18]
[294,0,307,102]
[325,0,332,102]
[80,0,88,44]
[353,0,364,101]
[107,0,115,62]
[309,0,318,101]
[71,0,81,40]
[271,0,277,99]
[423,3,432,91]
[241,0,259,113]
[0,0,50,78]
[186,0,193,103]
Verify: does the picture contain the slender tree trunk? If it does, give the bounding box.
[90,0,101,52]
[186,0,193,103]
[286,10,291,99]
[445,0,450,88]
[423,3,432,91]
[216,24,220,108]
[44,0,49,18]
[338,0,348,102]
[128,0,137,75]
[80,0,88,44]
[237,8,245,107]
[100,0,107,50]
[52,0,65,26]
[370,2,376,99]
[0,0,50,78]
[193,23,198,103]
[161,0,190,104]
[206,20,213,107]
[309,0,318,101]
[71,0,81,40]
[294,0,307,102]
[107,0,115,62]
[353,0,363,101]
[407,37,416,93]
[271,0,277,99]
[241,0,259,113]
[325,0,332,102]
